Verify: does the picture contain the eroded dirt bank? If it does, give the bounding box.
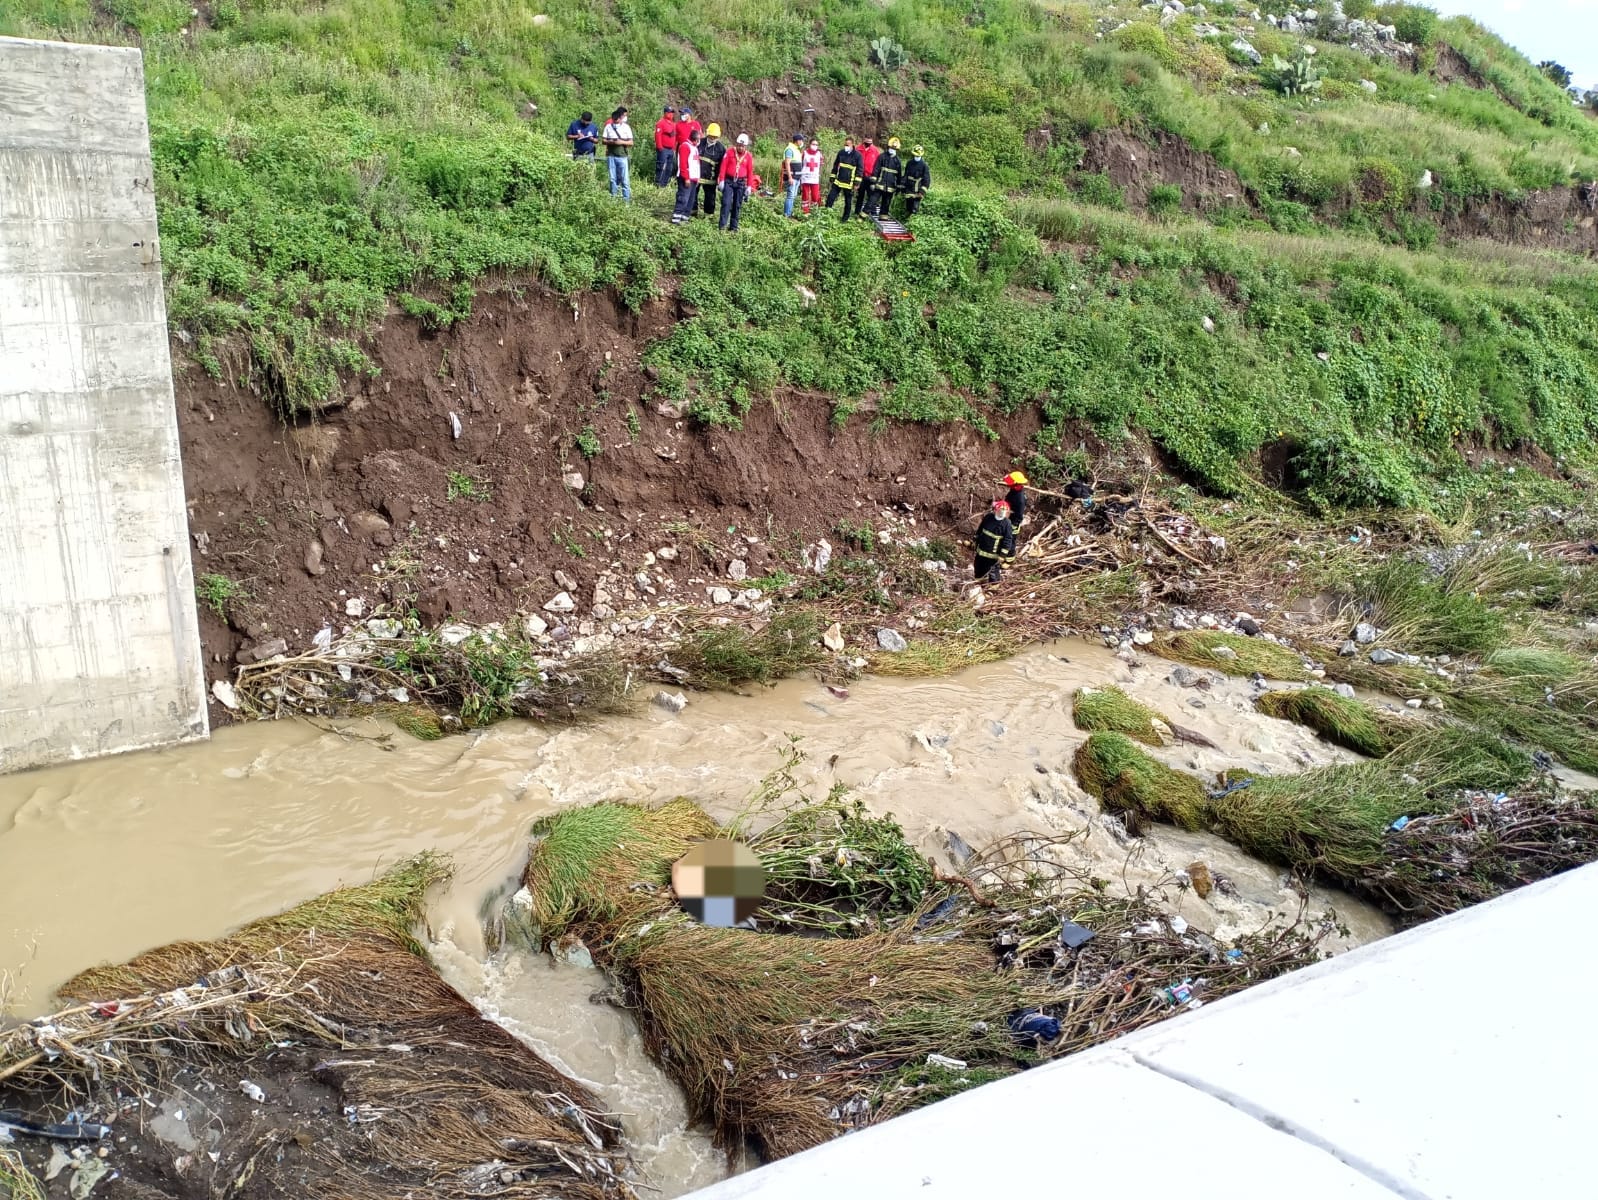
[178,285,1050,712]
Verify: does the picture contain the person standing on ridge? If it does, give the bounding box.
[826,136,864,221]
[673,107,702,162]
[857,136,881,215]
[653,106,678,187]
[866,137,903,219]
[718,133,756,232]
[603,107,635,200]
[698,123,727,219]
[901,145,932,217]
[567,111,598,163]
[781,132,804,218]
[973,498,1016,582]
[799,137,824,214]
[1001,471,1028,528]
[671,127,702,224]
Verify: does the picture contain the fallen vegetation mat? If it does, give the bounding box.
[517,756,1338,1163]
[1074,731,1207,830]
[1254,687,1416,757]
[1153,630,1313,681]
[1072,686,1171,746]
[0,856,633,1200]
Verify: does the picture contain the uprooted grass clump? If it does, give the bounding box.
[1154,631,1312,681]
[522,799,719,942]
[1255,687,1413,757]
[4,855,632,1200]
[1072,686,1170,745]
[665,611,826,690]
[1073,732,1207,830]
[869,608,1018,678]
[1439,647,1598,772]
[518,769,1339,1162]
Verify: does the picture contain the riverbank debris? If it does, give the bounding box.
[515,750,1339,1162]
[1071,685,1172,746]
[0,856,634,1200]
[1255,686,1415,757]
[1073,731,1208,831]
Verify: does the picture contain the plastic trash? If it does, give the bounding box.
[239,1080,266,1103]
[1162,979,1195,1005]
[0,1113,111,1141]
[1057,920,1095,950]
[1226,948,1245,960]
[1390,815,1410,832]
[1007,1010,1061,1046]
[925,1053,968,1071]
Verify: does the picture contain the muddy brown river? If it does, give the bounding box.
[0,640,1392,1195]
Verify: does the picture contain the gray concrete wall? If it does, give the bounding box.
[0,36,207,772]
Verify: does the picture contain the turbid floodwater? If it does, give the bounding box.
[0,639,1392,1195]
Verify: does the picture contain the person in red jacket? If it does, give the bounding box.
[654,106,678,187]
[671,128,703,224]
[673,107,702,161]
[717,133,756,232]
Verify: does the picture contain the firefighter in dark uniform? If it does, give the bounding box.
[825,136,865,221]
[864,136,904,218]
[901,145,931,217]
[697,123,727,218]
[973,498,1016,582]
[1002,470,1028,527]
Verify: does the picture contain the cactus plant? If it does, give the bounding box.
[870,35,906,71]
[1269,49,1322,97]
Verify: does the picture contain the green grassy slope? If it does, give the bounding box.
[3,0,1596,510]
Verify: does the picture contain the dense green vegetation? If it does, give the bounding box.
[4,0,1597,507]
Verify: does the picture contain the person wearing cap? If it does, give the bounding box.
[653,106,678,187]
[698,123,727,218]
[781,133,805,218]
[671,127,702,224]
[673,107,702,162]
[865,136,903,219]
[717,133,756,232]
[858,137,881,206]
[973,498,1017,582]
[900,144,932,217]
[603,107,635,200]
[799,137,824,215]
[826,136,865,221]
[566,111,599,163]
[1001,471,1029,527]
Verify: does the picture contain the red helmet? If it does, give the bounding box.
[992,498,1011,515]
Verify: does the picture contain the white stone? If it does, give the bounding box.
[710,587,733,605]
[555,569,578,591]
[1132,630,1154,646]
[1202,315,1216,333]
[345,597,366,617]
[653,690,687,713]
[877,628,908,653]
[563,471,585,491]
[1333,683,1356,700]
[211,680,239,710]
[656,545,679,561]
[823,622,846,652]
[812,538,833,573]
[367,617,402,639]
[439,624,474,646]
[1359,78,1378,93]
[728,559,748,581]
[543,591,576,613]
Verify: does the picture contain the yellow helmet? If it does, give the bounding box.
[912,144,925,156]
[887,136,901,149]
[705,122,721,137]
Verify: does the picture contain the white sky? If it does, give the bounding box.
[1427,1,1598,91]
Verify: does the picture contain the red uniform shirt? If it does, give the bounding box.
[654,117,677,151]
[719,146,755,184]
[673,118,701,149]
[860,145,881,177]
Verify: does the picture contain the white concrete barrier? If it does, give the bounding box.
[0,36,207,772]
[685,863,1598,1200]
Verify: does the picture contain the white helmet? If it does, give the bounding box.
[736,133,750,145]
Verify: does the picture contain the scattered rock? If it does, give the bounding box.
[562,471,585,491]
[543,591,576,613]
[1231,38,1262,64]
[349,509,390,537]
[554,569,578,591]
[1170,665,1201,688]
[1237,616,1261,636]
[1405,698,1424,709]
[367,617,402,639]
[439,624,474,646]
[1187,861,1214,900]
[656,545,679,561]
[823,622,846,652]
[1202,315,1216,333]
[1132,630,1155,646]
[1369,647,1403,665]
[236,637,288,665]
[1210,645,1238,661]
[304,540,326,577]
[876,628,908,653]
[211,679,239,710]
[1359,78,1378,93]
[710,587,733,604]
[1353,621,1379,644]
[1338,639,1359,657]
[728,559,748,582]
[653,690,688,713]
[524,613,548,638]
[812,538,833,574]
[345,597,366,617]
[1333,683,1357,700]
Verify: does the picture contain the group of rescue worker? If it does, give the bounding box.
[570,102,930,229]
[972,471,1095,582]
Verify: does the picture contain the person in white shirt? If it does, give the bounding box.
[799,138,823,215]
[601,106,634,201]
